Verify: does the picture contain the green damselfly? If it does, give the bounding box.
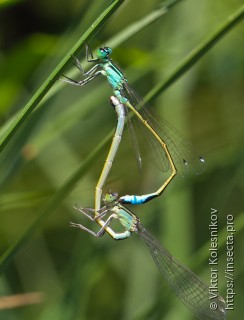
[71,192,226,320]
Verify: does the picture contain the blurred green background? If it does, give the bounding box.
[0,0,243,319]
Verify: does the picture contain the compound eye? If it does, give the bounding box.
[103,47,112,55]
[97,47,112,59]
[111,192,118,198]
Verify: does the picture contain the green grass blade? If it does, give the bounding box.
[145,4,244,103]
[0,132,112,274]
[108,0,184,48]
[0,0,124,154]
[0,0,183,151]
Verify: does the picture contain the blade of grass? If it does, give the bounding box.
[0,0,184,152]
[108,0,184,48]
[0,131,112,274]
[0,0,124,154]
[145,4,244,103]
[51,0,184,84]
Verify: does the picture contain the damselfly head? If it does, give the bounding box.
[103,192,118,205]
[97,47,112,60]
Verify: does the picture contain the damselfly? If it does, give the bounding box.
[71,192,226,320]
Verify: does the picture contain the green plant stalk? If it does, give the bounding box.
[0,132,112,274]
[145,4,244,103]
[0,0,184,152]
[108,0,184,48]
[0,0,124,154]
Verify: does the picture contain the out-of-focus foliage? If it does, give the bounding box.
[0,0,243,319]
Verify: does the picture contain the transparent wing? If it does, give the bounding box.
[124,104,143,170]
[123,82,205,176]
[138,225,227,320]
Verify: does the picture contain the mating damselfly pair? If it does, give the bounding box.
[61,46,226,320]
